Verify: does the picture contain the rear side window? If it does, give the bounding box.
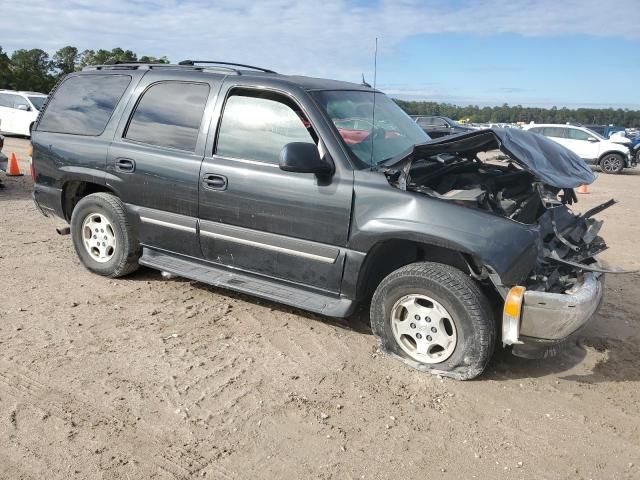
[215,92,315,164]
[541,127,566,138]
[125,82,209,152]
[38,75,131,135]
[0,93,14,108]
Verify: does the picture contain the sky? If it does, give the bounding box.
[1,0,638,108]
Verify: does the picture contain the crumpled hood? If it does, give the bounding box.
[386,128,596,189]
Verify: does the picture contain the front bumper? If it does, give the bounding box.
[503,272,604,355]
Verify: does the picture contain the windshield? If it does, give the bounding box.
[28,96,46,110]
[311,90,430,167]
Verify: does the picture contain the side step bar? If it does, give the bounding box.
[139,248,356,317]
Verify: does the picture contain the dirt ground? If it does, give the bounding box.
[1,136,639,480]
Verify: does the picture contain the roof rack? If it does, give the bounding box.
[178,60,277,73]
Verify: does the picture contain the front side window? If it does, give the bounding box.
[312,90,430,167]
[125,82,209,152]
[13,96,30,110]
[38,74,131,135]
[216,91,315,164]
[567,128,593,141]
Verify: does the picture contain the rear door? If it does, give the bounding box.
[106,70,222,258]
[197,83,353,293]
[541,127,569,150]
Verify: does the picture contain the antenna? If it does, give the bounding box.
[370,37,378,167]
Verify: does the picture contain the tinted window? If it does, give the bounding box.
[567,128,593,141]
[38,75,131,135]
[125,82,209,152]
[216,93,315,164]
[418,117,436,126]
[28,96,46,110]
[541,127,566,138]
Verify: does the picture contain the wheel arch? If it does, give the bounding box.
[598,150,626,163]
[62,180,116,222]
[353,238,486,302]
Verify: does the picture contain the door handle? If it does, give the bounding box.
[202,173,227,191]
[115,157,136,173]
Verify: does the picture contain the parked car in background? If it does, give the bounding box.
[585,124,626,139]
[0,90,48,136]
[412,115,473,138]
[523,123,633,174]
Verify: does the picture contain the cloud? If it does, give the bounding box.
[0,0,637,106]
[0,0,636,74]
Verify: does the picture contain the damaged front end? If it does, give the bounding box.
[382,128,626,357]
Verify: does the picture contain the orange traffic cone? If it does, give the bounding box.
[6,153,23,176]
[576,184,589,194]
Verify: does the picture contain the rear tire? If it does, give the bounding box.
[370,262,495,380]
[599,153,625,174]
[70,193,140,277]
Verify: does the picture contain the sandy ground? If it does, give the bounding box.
[1,136,639,480]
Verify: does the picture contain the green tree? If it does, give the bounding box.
[9,48,54,92]
[139,55,170,64]
[79,48,138,67]
[53,46,79,75]
[0,46,11,89]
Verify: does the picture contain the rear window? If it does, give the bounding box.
[37,74,131,136]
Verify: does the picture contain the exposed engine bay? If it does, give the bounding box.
[403,153,615,293]
[380,128,628,294]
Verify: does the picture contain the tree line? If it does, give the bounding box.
[394,99,640,128]
[0,45,168,92]
[1,45,638,127]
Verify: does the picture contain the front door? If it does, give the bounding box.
[198,85,353,293]
[565,127,599,161]
[106,71,221,258]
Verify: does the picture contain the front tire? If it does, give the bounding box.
[70,192,140,277]
[599,153,625,174]
[370,262,495,380]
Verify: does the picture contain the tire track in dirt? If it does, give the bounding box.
[0,360,234,479]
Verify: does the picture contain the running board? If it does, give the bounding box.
[139,248,356,317]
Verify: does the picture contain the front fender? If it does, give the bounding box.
[349,171,540,286]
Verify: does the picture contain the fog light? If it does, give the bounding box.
[502,286,525,345]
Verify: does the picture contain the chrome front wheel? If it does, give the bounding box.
[390,293,457,364]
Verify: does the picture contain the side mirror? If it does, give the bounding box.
[587,137,598,142]
[279,142,333,175]
[16,104,30,111]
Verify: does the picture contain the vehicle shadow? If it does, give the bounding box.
[130,267,374,336]
[127,268,639,381]
[484,334,640,383]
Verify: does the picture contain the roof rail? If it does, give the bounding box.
[178,60,277,73]
[82,62,241,75]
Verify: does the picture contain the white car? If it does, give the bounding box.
[523,123,633,174]
[0,90,48,136]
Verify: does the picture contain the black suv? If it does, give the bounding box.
[412,116,473,138]
[32,61,611,379]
